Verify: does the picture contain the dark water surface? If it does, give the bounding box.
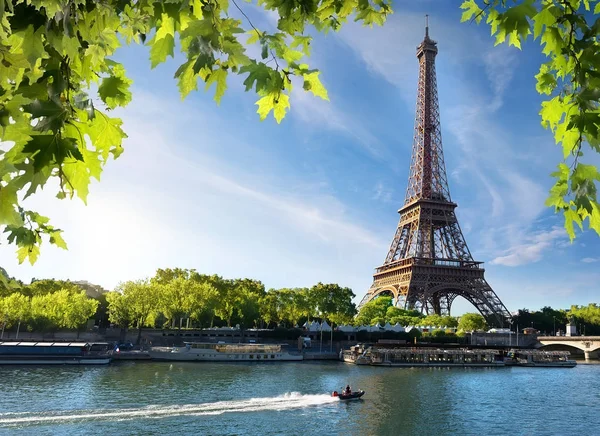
[1,361,599,435]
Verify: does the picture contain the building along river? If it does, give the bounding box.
[0,361,599,435]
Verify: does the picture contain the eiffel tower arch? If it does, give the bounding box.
[359,21,511,328]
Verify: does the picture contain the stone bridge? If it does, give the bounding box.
[537,336,600,359]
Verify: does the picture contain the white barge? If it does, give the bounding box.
[148,342,304,362]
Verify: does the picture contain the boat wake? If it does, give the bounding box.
[0,392,339,427]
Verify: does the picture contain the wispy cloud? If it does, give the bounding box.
[372,181,394,203]
[290,81,383,158]
[490,227,567,266]
[582,257,600,263]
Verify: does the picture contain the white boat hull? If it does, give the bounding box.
[148,348,303,362]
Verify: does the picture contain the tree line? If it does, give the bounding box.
[2,267,600,338]
[0,268,357,342]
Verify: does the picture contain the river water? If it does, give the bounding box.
[0,361,599,435]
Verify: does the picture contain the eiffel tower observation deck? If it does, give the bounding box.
[359,19,511,328]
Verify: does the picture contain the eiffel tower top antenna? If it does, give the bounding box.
[425,14,429,38]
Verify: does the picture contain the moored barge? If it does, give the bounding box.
[505,350,576,367]
[0,341,112,365]
[148,342,304,362]
[364,347,505,367]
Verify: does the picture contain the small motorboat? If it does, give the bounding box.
[332,389,365,400]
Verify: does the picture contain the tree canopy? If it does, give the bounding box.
[457,312,487,332]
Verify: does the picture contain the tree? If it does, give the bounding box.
[187,281,220,328]
[0,268,21,297]
[29,293,58,331]
[568,303,600,335]
[52,289,99,333]
[310,282,356,351]
[2,292,30,337]
[389,315,422,327]
[457,312,487,332]
[232,278,265,327]
[24,279,83,297]
[105,291,132,329]
[158,276,193,329]
[418,314,446,328]
[0,0,391,263]
[461,0,600,240]
[0,296,7,338]
[355,296,393,326]
[115,280,159,344]
[259,290,281,329]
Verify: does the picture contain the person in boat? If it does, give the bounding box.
[344,385,351,395]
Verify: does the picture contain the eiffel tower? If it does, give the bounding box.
[359,20,511,328]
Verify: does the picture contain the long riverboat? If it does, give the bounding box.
[343,345,505,367]
[0,341,112,365]
[148,342,304,362]
[505,350,577,367]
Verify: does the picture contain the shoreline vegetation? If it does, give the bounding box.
[1,267,600,342]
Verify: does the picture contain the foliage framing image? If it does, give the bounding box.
[1,0,600,267]
[0,0,391,264]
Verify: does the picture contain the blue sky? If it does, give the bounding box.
[1,1,599,314]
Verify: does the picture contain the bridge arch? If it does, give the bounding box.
[538,339,600,353]
[370,287,399,302]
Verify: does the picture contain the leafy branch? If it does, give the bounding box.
[460,0,600,240]
[0,0,391,264]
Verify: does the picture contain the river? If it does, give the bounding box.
[0,361,599,435]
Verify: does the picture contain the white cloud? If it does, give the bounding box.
[372,181,394,203]
[0,90,387,291]
[490,227,567,266]
[290,81,383,157]
[582,257,600,263]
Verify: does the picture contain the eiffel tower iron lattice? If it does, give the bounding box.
[358,22,511,328]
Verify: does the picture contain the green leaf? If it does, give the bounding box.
[256,92,290,123]
[302,71,329,101]
[17,244,40,266]
[247,30,262,45]
[8,25,48,68]
[590,201,600,235]
[98,65,133,109]
[564,207,582,241]
[49,230,68,250]
[61,158,91,203]
[240,61,273,93]
[87,112,127,160]
[460,0,483,23]
[290,35,312,57]
[532,6,555,40]
[150,35,175,68]
[23,99,68,132]
[535,63,557,95]
[149,14,176,68]
[0,184,23,226]
[22,135,83,172]
[540,96,572,131]
[175,60,198,99]
[205,68,228,104]
[595,2,600,14]
[540,27,563,56]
